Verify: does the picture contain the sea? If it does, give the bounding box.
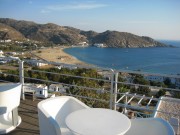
[64,40,180,75]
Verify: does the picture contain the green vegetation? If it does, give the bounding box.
[0,41,58,53]
[150,81,166,87]
[0,43,23,52]
[173,92,180,98]
[133,74,150,85]
[1,67,179,110]
[164,78,176,88]
[155,89,166,98]
[0,67,110,108]
[130,86,151,96]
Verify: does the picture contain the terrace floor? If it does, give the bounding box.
[5,96,180,135]
[7,98,41,135]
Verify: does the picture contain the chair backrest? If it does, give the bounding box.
[0,83,22,113]
[38,96,89,135]
[55,96,90,127]
[125,118,175,135]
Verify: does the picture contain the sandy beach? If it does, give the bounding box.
[32,47,87,66]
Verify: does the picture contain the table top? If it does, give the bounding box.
[65,108,131,135]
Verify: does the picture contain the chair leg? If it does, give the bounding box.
[12,108,19,126]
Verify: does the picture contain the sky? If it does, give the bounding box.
[0,0,180,40]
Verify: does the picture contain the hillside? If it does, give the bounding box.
[0,18,87,44]
[0,18,169,48]
[89,31,166,48]
[0,23,25,40]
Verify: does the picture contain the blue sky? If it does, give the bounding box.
[0,0,180,40]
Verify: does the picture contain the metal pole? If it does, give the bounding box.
[114,72,118,110]
[110,69,114,110]
[125,93,128,113]
[19,60,25,100]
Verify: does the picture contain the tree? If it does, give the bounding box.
[150,81,166,87]
[130,86,151,96]
[164,78,176,88]
[173,92,180,99]
[156,89,166,98]
[164,78,171,86]
[133,75,150,85]
[98,80,105,86]
[118,86,129,93]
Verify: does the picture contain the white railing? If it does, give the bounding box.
[0,60,180,119]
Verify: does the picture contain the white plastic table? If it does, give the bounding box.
[65,108,131,135]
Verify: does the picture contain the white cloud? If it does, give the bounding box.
[46,3,108,11]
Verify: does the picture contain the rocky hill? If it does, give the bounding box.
[89,30,166,48]
[0,23,25,40]
[0,18,87,44]
[0,18,169,48]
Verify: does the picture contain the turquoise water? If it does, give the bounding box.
[64,40,180,75]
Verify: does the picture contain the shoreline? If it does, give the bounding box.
[32,46,89,66]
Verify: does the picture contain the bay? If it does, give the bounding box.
[64,40,180,75]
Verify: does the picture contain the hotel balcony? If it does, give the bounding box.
[0,60,180,135]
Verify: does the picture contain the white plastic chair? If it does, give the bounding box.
[169,117,179,135]
[125,118,175,135]
[0,83,22,134]
[38,96,90,135]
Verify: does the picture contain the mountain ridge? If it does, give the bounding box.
[0,18,169,48]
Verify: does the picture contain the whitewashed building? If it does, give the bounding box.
[24,83,48,98]
[4,39,11,43]
[25,59,48,67]
[144,75,164,82]
[0,50,4,57]
[144,75,178,87]
[0,39,12,43]
[8,56,20,61]
[49,84,66,93]
[0,60,7,64]
[94,43,104,48]
[78,42,88,46]
[7,52,17,55]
